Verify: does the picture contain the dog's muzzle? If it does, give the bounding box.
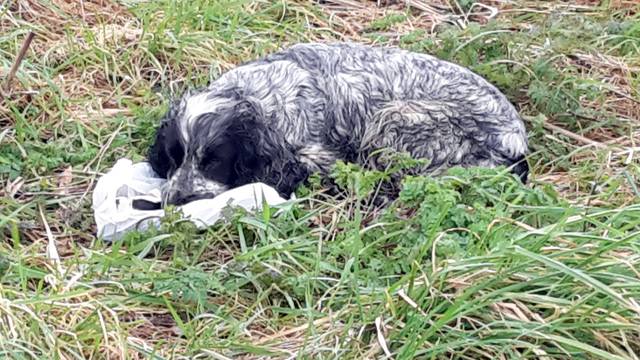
[163,189,215,206]
[162,164,227,206]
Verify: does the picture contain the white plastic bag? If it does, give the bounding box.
[92,158,287,242]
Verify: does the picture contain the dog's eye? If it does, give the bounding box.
[200,154,221,173]
[205,158,220,167]
[200,141,234,175]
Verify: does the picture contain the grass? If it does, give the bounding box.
[1,0,640,358]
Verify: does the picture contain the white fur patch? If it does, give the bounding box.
[500,131,528,157]
[297,144,338,173]
[180,92,226,143]
[184,92,216,122]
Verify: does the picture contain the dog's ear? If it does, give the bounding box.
[148,109,185,179]
[225,101,309,197]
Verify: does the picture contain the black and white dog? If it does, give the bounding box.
[148,42,528,205]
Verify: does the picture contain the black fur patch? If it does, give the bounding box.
[148,108,184,179]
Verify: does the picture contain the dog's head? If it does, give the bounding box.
[148,93,308,205]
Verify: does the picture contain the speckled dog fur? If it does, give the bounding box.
[148,42,529,205]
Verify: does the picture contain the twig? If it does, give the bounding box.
[2,32,35,94]
[542,121,607,149]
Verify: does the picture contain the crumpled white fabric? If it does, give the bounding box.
[92,158,288,242]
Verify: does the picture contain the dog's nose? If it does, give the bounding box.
[164,190,214,206]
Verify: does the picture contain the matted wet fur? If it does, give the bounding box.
[148,42,529,205]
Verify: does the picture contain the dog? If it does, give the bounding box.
[148,42,529,205]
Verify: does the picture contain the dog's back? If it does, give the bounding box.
[239,42,529,179]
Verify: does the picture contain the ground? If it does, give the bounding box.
[1,0,640,359]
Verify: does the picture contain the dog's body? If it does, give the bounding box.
[149,42,528,205]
